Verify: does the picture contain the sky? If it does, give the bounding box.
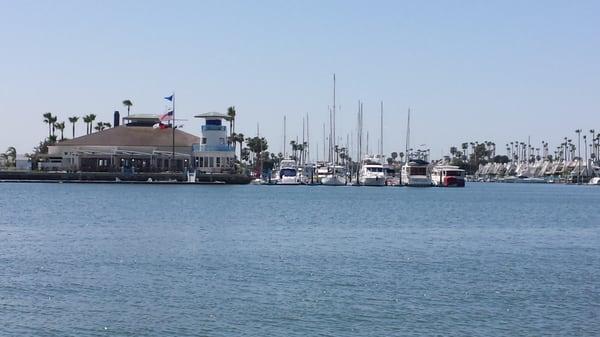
[1,0,599,159]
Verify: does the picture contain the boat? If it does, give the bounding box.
[321,164,347,186]
[588,177,600,185]
[401,159,432,187]
[277,159,301,185]
[384,165,401,186]
[359,158,385,186]
[431,165,465,187]
[513,174,546,184]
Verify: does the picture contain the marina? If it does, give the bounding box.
[1,2,599,336]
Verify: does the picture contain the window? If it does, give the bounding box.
[209,157,214,167]
[216,157,221,167]
[198,157,203,167]
[409,167,427,175]
[201,138,207,144]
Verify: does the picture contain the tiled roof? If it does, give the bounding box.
[54,126,199,147]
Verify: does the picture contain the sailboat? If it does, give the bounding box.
[322,74,347,186]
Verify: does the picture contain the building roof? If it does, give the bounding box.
[54,126,199,147]
[194,112,231,120]
[123,114,161,121]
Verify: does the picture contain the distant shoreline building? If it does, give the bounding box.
[42,112,235,173]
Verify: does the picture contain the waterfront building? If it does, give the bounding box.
[192,112,235,173]
[44,114,198,172]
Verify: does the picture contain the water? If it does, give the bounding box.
[1,182,599,336]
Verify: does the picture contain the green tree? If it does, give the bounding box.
[49,115,58,137]
[289,140,297,161]
[450,146,457,158]
[227,106,236,137]
[43,112,53,138]
[94,121,107,132]
[240,147,250,162]
[2,146,17,167]
[122,99,133,116]
[235,133,245,159]
[68,116,79,138]
[492,155,510,164]
[391,151,398,162]
[54,121,66,140]
[246,136,268,169]
[89,114,97,133]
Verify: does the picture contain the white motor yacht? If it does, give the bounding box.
[401,159,432,187]
[431,165,465,187]
[321,164,347,186]
[277,159,301,185]
[359,160,385,186]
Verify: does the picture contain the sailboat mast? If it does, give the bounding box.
[380,101,383,164]
[406,108,411,160]
[302,116,305,165]
[306,113,310,163]
[283,115,286,158]
[333,73,336,165]
[329,107,332,162]
[323,122,326,163]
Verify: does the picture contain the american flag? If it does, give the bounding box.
[160,110,173,121]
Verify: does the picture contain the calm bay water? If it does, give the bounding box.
[1,182,599,336]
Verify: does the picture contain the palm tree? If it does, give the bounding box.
[122,99,133,116]
[43,112,53,137]
[289,140,297,160]
[89,114,96,133]
[4,146,17,167]
[82,115,90,134]
[461,142,468,159]
[227,106,236,137]
[94,121,106,132]
[68,116,79,138]
[449,147,457,158]
[235,133,245,159]
[55,121,66,140]
[49,115,58,137]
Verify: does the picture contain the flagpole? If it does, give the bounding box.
[172,92,175,171]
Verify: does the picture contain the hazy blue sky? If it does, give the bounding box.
[1,0,598,158]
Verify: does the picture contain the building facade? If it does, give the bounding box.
[192,112,236,173]
[45,115,199,172]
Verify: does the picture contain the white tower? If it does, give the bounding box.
[192,112,235,173]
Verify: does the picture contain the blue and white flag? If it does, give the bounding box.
[164,94,174,101]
